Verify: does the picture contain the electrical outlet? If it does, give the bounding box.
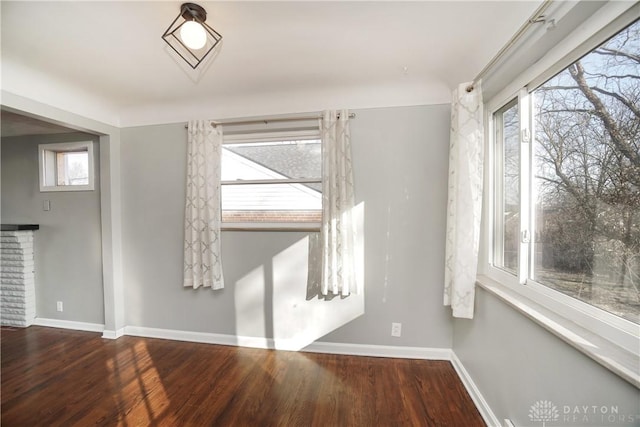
[391,322,402,337]
[56,301,63,312]
[43,200,51,211]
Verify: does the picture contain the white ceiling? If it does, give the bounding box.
[1,1,543,127]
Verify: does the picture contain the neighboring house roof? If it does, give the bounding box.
[225,140,321,185]
[221,143,321,211]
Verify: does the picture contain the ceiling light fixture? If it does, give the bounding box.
[162,3,222,69]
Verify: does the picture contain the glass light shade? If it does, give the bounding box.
[180,21,207,50]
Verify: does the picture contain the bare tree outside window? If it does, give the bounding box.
[532,20,639,323]
[56,152,89,186]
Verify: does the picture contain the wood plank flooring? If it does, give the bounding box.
[1,326,485,426]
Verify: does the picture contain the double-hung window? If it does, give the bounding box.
[221,125,322,229]
[489,17,639,375]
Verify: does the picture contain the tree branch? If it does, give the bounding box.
[537,85,581,91]
[583,71,640,80]
[591,86,640,119]
[538,84,640,117]
[568,61,640,167]
[593,47,640,63]
[535,175,563,187]
[538,109,593,114]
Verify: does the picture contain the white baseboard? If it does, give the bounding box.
[33,317,104,333]
[102,327,125,339]
[124,325,268,348]
[451,352,500,427]
[303,341,452,360]
[124,325,453,361]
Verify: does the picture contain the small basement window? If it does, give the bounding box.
[38,141,94,192]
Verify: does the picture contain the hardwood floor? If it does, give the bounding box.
[1,326,485,426]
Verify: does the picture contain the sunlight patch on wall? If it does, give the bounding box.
[272,202,365,351]
[231,202,365,351]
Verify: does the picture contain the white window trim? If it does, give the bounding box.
[38,141,95,192]
[223,129,320,144]
[221,128,322,231]
[481,3,640,388]
[221,222,320,232]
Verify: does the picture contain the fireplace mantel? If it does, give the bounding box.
[1,224,40,231]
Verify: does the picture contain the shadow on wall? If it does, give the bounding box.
[234,202,365,351]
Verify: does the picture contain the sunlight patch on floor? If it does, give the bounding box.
[107,340,173,425]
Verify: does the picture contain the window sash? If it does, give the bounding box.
[492,98,519,275]
[517,88,532,286]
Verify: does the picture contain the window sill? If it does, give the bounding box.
[40,185,94,192]
[476,274,640,389]
[221,222,320,232]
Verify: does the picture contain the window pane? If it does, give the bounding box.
[532,21,639,323]
[495,100,520,273]
[222,183,321,210]
[222,140,321,181]
[55,151,89,186]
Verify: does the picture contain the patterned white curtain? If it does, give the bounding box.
[321,110,356,296]
[183,120,224,290]
[444,82,484,318]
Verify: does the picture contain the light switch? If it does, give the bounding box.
[43,200,51,211]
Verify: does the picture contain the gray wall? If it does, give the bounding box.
[321,105,452,347]
[120,104,453,349]
[1,133,104,324]
[453,287,640,426]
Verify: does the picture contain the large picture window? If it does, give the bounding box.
[492,20,639,324]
